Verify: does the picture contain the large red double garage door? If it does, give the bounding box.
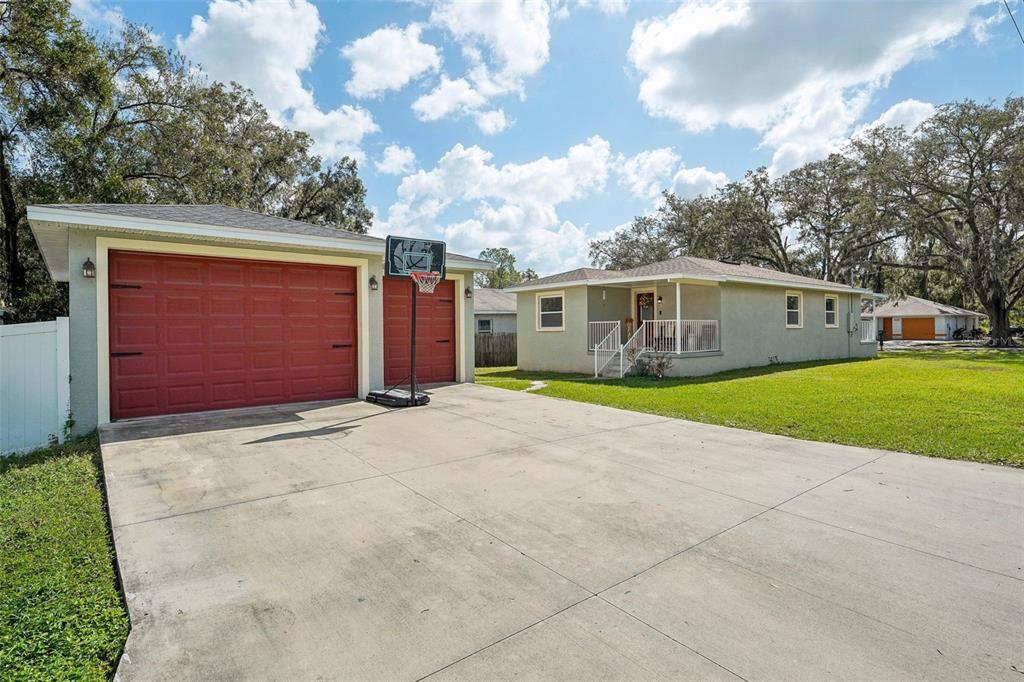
[108,251,358,419]
[383,276,456,386]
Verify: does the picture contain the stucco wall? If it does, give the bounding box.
[516,282,876,377]
[66,228,475,433]
[586,286,630,342]
[475,313,516,334]
[517,285,590,373]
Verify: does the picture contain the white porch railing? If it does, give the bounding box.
[588,320,620,350]
[679,320,719,352]
[619,323,648,376]
[588,319,720,377]
[635,320,720,353]
[591,321,622,377]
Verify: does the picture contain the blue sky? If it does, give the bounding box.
[73,0,1023,274]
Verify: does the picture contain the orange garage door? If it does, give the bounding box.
[900,317,937,340]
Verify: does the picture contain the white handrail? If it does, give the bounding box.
[588,320,620,351]
[620,323,648,376]
[593,322,621,377]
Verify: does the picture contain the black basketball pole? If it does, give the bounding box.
[409,279,417,406]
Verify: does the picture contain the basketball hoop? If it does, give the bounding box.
[411,271,441,294]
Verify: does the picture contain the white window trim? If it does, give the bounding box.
[536,291,565,332]
[824,294,839,328]
[785,290,803,329]
[477,319,492,334]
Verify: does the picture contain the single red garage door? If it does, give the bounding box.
[108,250,357,419]
[383,276,456,386]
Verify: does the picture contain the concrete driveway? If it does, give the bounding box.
[100,384,1024,681]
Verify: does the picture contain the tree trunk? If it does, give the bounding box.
[982,297,1016,347]
[0,136,25,306]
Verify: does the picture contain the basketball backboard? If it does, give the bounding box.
[385,236,446,278]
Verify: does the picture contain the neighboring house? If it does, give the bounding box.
[473,288,517,334]
[874,295,986,340]
[27,204,492,434]
[506,256,879,377]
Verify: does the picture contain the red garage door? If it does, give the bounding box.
[108,251,357,419]
[383,276,456,386]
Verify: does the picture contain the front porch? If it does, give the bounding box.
[585,280,723,377]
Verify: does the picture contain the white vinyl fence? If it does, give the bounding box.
[0,318,71,455]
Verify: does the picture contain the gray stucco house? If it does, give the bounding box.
[28,204,492,433]
[473,288,517,334]
[507,256,879,377]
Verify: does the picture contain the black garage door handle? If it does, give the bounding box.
[111,351,143,357]
[436,339,450,343]
[332,343,353,348]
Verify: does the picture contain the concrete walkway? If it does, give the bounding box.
[100,383,1024,681]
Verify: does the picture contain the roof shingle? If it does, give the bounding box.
[512,256,864,292]
[874,295,986,318]
[35,203,490,265]
[473,288,517,314]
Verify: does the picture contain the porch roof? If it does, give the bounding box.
[507,256,875,295]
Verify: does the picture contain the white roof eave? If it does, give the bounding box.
[507,272,872,295]
[26,206,494,280]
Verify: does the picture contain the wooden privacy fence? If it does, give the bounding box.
[0,318,71,455]
[475,332,517,367]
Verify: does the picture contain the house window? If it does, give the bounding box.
[785,291,803,328]
[824,295,838,328]
[477,319,492,334]
[537,292,564,331]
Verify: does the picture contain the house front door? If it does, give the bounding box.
[636,292,655,344]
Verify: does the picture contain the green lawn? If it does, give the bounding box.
[477,351,1024,466]
[0,435,129,680]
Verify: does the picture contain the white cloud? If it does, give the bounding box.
[177,0,378,160]
[341,24,441,99]
[431,0,551,95]
[71,0,125,32]
[628,0,985,174]
[376,145,417,175]
[616,147,728,201]
[577,0,629,15]
[473,109,510,135]
[616,148,680,199]
[411,77,510,134]
[672,166,730,198]
[411,0,555,132]
[412,75,487,121]
[378,136,612,272]
[854,99,937,137]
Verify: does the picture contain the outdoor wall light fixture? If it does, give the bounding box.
[465,287,473,299]
[368,274,378,291]
[82,258,96,278]
[657,295,663,304]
